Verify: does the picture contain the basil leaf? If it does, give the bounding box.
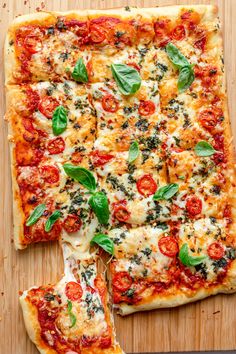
[26,204,46,227]
[72,58,88,83]
[128,141,139,164]
[89,192,109,225]
[111,63,141,95]
[90,233,114,255]
[194,141,216,157]
[67,300,76,328]
[166,43,189,68]
[52,105,68,136]
[178,65,195,92]
[45,210,61,232]
[179,243,207,267]
[63,164,96,192]
[153,183,179,201]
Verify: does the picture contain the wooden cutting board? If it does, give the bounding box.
[0,0,236,353]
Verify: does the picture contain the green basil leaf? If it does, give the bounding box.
[45,210,61,232]
[63,164,96,192]
[67,299,72,312]
[128,141,139,164]
[179,243,207,267]
[153,183,179,201]
[67,300,76,328]
[72,58,88,83]
[26,204,46,227]
[89,192,109,225]
[90,233,114,255]
[166,43,189,68]
[52,105,68,136]
[111,63,141,95]
[194,141,216,157]
[178,65,195,92]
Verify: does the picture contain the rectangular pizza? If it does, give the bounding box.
[4,4,236,353]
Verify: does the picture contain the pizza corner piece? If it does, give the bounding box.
[20,242,125,354]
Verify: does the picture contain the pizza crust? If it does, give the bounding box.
[117,259,236,316]
[5,87,26,249]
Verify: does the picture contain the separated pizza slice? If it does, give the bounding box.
[108,221,236,316]
[6,82,97,249]
[20,242,124,354]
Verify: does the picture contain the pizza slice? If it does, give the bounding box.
[6,81,97,249]
[108,221,236,316]
[95,149,170,226]
[91,79,161,152]
[20,243,124,354]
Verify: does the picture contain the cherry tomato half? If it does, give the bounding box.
[138,100,156,116]
[24,34,42,54]
[113,205,131,222]
[101,94,119,113]
[207,242,225,260]
[158,236,179,257]
[40,165,60,184]
[136,174,157,197]
[198,109,217,132]
[186,195,202,217]
[90,150,113,167]
[63,214,82,233]
[65,281,83,301]
[113,271,132,292]
[38,96,59,119]
[89,24,106,43]
[171,25,186,41]
[47,137,65,155]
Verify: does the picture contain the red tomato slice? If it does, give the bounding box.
[113,204,131,222]
[207,242,225,260]
[22,118,39,142]
[186,196,202,217]
[89,24,106,43]
[71,151,83,164]
[113,271,132,292]
[90,150,113,167]
[171,25,186,40]
[24,34,42,53]
[158,236,179,257]
[136,174,157,197]
[47,137,65,155]
[40,165,60,184]
[194,28,207,52]
[65,281,83,301]
[38,96,59,119]
[63,214,82,233]
[198,109,217,132]
[138,100,156,116]
[101,94,119,113]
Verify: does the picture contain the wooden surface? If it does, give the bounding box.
[0,0,236,353]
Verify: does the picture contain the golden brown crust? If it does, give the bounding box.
[5,86,26,249]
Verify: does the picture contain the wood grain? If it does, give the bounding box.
[0,0,235,353]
